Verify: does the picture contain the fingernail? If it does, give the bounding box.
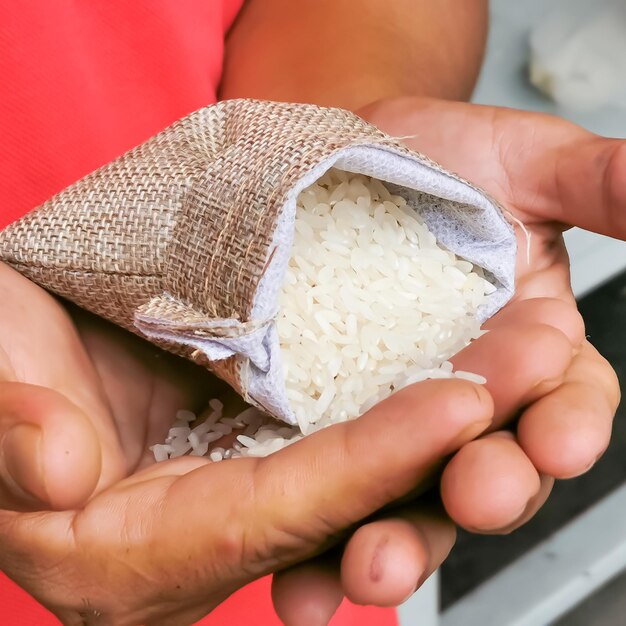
[2,424,47,502]
[564,451,604,479]
[531,375,563,395]
[400,566,434,604]
[582,458,597,474]
[467,501,529,533]
[450,419,492,449]
[400,583,420,604]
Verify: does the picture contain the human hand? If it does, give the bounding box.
[0,260,498,625]
[272,99,624,624]
[359,96,622,487]
[273,302,584,624]
[0,253,591,625]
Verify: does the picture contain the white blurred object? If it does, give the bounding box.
[529,0,626,111]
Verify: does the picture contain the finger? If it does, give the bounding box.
[113,455,211,487]
[0,382,102,510]
[441,432,542,532]
[483,297,585,348]
[164,379,492,574]
[273,505,454,618]
[363,98,626,239]
[517,341,620,479]
[0,263,127,492]
[72,303,219,471]
[0,346,16,382]
[509,239,576,304]
[538,134,626,238]
[272,553,344,626]
[475,106,626,238]
[450,322,573,428]
[491,473,555,535]
[341,506,455,607]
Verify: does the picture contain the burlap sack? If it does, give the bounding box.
[0,99,516,423]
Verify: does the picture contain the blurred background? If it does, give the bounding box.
[402,1,626,624]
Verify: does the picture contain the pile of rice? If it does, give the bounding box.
[151,169,492,463]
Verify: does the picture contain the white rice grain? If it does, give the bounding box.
[152,170,493,463]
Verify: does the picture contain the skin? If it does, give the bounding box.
[0,107,621,626]
[274,98,623,623]
[220,0,489,107]
[0,1,622,625]
[219,1,622,622]
[0,260,589,625]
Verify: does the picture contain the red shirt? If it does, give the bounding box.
[0,2,397,625]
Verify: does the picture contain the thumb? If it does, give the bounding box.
[0,382,102,510]
[0,380,492,624]
[360,97,626,240]
[164,379,493,578]
[539,133,626,239]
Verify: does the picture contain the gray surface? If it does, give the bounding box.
[398,571,439,626]
[554,567,626,625]
[473,0,626,137]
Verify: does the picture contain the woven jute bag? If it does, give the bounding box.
[0,100,516,422]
